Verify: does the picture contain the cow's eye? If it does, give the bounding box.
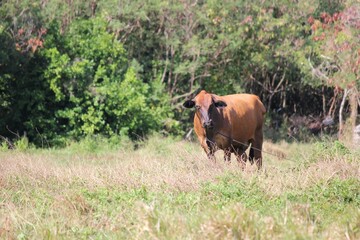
[195,105,201,110]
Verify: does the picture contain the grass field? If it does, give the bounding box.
[0,136,359,239]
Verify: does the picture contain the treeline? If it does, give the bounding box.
[0,0,359,147]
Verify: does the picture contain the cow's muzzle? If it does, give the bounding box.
[202,120,213,129]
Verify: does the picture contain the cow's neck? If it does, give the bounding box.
[205,128,216,140]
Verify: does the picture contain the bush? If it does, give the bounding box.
[40,18,174,144]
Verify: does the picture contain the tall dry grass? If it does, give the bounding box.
[1,140,239,192]
[0,136,359,239]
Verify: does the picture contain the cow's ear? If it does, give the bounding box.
[214,100,227,108]
[212,95,227,108]
[183,100,195,108]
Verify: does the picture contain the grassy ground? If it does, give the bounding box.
[0,136,359,239]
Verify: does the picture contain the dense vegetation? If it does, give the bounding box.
[0,0,359,146]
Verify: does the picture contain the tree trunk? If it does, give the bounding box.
[338,88,348,138]
[349,86,359,145]
[349,87,358,128]
[338,86,359,143]
[322,86,326,116]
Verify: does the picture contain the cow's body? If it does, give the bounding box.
[183,90,266,169]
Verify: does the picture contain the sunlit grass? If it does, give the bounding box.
[0,136,359,239]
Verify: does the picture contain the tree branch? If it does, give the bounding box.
[339,88,350,138]
[308,57,329,81]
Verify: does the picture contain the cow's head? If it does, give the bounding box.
[183,90,227,129]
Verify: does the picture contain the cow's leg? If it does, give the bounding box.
[234,147,247,170]
[200,145,215,161]
[249,146,254,164]
[204,139,216,162]
[224,149,231,163]
[239,152,247,170]
[250,128,263,170]
[206,148,216,161]
[198,137,215,161]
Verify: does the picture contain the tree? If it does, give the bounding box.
[1,0,357,146]
[43,18,171,142]
[308,1,360,140]
[0,1,57,146]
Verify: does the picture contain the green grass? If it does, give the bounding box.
[0,136,359,239]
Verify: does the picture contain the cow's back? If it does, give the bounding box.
[221,94,265,143]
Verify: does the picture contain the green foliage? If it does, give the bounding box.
[0,141,9,151]
[201,174,265,208]
[312,140,351,161]
[14,136,32,151]
[63,135,132,154]
[285,178,360,228]
[0,0,356,146]
[43,17,175,141]
[0,14,174,145]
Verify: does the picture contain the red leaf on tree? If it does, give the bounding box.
[311,24,317,32]
[320,12,328,20]
[308,16,314,25]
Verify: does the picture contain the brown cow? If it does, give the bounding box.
[183,90,266,169]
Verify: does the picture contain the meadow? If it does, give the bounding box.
[0,136,359,239]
